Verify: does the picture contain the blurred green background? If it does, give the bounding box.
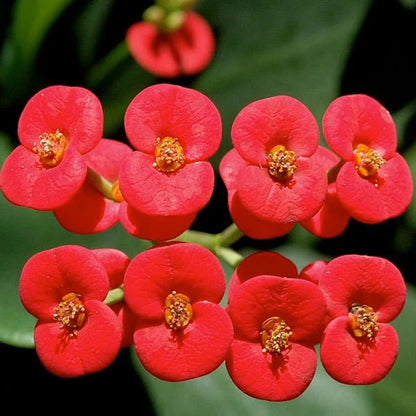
[0,0,415,414]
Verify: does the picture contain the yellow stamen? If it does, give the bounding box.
[53,292,86,338]
[348,303,379,339]
[153,136,186,173]
[267,144,297,181]
[33,129,67,168]
[353,143,386,178]
[260,316,292,355]
[164,291,193,331]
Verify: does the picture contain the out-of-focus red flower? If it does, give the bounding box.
[227,250,298,303]
[119,83,221,224]
[318,254,406,384]
[19,245,121,377]
[126,10,215,78]
[53,139,132,234]
[123,242,233,381]
[227,95,328,233]
[226,274,326,401]
[322,94,413,223]
[0,85,103,210]
[300,146,350,238]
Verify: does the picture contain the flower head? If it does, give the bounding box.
[0,85,104,210]
[322,94,413,223]
[123,242,233,381]
[318,254,406,384]
[228,95,328,226]
[126,10,215,78]
[119,83,222,218]
[226,274,326,401]
[19,245,121,377]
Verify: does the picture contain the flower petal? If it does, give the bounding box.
[323,94,397,160]
[226,339,317,401]
[124,242,226,319]
[34,300,121,377]
[19,245,109,320]
[119,151,214,216]
[124,83,221,160]
[319,254,407,322]
[133,301,233,381]
[320,317,399,384]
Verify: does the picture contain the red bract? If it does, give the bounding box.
[123,242,233,381]
[226,275,326,401]
[318,254,406,384]
[126,11,215,78]
[19,245,121,378]
[54,139,132,233]
[0,85,103,210]
[322,94,413,223]
[91,248,136,348]
[229,95,328,227]
[119,83,221,218]
[300,146,350,238]
[220,148,293,239]
[228,250,298,303]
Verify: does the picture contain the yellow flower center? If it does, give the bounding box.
[260,316,292,355]
[153,136,186,173]
[164,291,193,331]
[353,143,386,178]
[53,292,86,338]
[267,144,297,181]
[33,129,67,168]
[348,303,379,339]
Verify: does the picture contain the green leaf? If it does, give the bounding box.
[0,0,74,103]
[131,283,416,416]
[193,0,372,169]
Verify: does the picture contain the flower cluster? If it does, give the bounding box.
[18,244,406,400]
[220,93,413,239]
[0,78,411,401]
[0,83,221,241]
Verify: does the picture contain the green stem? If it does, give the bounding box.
[174,229,217,250]
[104,287,124,305]
[214,246,244,269]
[86,167,119,202]
[86,40,130,87]
[216,223,244,247]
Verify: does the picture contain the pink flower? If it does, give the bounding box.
[318,254,406,384]
[0,85,103,210]
[226,274,326,401]
[322,94,413,223]
[119,83,221,223]
[123,242,233,381]
[126,11,215,78]
[19,245,121,377]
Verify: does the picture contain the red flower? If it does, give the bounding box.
[318,254,406,384]
[119,202,197,241]
[19,245,121,377]
[126,11,215,78]
[228,250,298,303]
[322,94,413,223]
[229,95,328,227]
[53,139,132,234]
[119,83,221,219]
[123,242,233,381]
[0,85,103,210]
[226,274,326,401]
[220,148,293,239]
[300,146,350,238]
[91,248,135,348]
